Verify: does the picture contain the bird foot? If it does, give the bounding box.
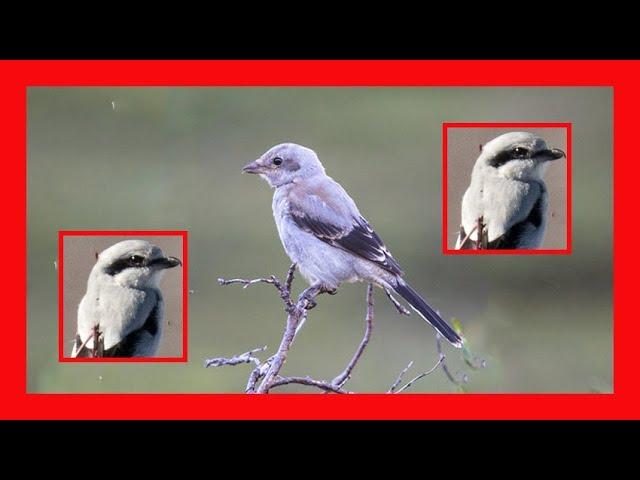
[303,298,317,310]
[298,284,337,310]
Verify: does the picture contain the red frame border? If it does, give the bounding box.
[442,122,572,255]
[57,230,189,363]
[4,60,627,419]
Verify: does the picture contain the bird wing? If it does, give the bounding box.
[102,299,161,357]
[487,194,545,249]
[288,177,404,276]
[457,194,545,250]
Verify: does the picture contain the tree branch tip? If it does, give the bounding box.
[211,268,456,393]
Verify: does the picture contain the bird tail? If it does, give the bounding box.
[393,280,463,348]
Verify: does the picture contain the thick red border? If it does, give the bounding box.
[57,230,189,363]
[3,60,627,419]
[442,122,572,254]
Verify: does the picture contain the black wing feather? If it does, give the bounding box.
[291,212,404,276]
[460,196,545,250]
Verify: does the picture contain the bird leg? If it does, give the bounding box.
[384,288,411,316]
[298,283,334,310]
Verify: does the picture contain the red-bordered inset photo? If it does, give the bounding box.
[58,230,188,362]
[443,123,572,255]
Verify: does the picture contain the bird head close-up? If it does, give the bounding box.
[475,131,565,181]
[242,142,326,188]
[92,239,182,289]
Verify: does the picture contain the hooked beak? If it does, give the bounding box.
[242,160,264,174]
[535,148,566,162]
[151,256,182,269]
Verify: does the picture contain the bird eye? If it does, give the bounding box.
[512,147,529,157]
[128,255,145,267]
[273,157,283,166]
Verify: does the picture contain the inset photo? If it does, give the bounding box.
[58,231,188,362]
[443,123,571,254]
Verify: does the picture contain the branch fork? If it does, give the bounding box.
[210,264,465,393]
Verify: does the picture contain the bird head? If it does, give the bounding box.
[242,143,326,188]
[92,240,181,289]
[475,132,565,181]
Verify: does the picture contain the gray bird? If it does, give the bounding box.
[71,240,181,358]
[243,143,462,347]
[455,132,565,250]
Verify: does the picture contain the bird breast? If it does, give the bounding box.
[78,283,155,350]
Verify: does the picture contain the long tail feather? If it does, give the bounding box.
[393,280,462,348]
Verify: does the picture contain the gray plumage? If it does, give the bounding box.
[243,143,462,347]
[455,132,565,250]
[71,239,181,358]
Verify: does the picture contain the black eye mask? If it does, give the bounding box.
[488,146,531,168]
[104,255,148,276]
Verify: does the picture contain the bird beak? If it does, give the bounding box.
[152,256,182,269]
[242,160,264,174]
[535,148,566,162]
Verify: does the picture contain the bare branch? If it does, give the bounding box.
[284,263,296,294]
[436,332,457,384]
[256,287,318,393]
[91,325,100,357]
[331,284,374,388]
[270,376,351,394]
[393,356,444,393]
[457,224,477,249]
[73,328,96,358]
[388,360,414,393]
[212,266,367,393]
[210,266,466,393]
[204,346,267,368]
[476,216,486,249]
[218,276,280,290]
[436,333,469,387]
[245,356,278,393]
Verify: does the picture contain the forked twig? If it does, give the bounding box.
[209,266,474,393]
[331,284,375,388]
[210,266,378,393]
[388,361,414,393]
[393,356,444,393]
[204,346,267,368]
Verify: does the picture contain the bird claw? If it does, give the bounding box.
[302,298,317,310]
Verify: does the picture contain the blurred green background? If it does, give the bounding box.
[27,87,612,393]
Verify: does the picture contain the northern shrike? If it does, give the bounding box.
[71,240,181,358]
[243,143,462,347]
[455,132,565,250]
